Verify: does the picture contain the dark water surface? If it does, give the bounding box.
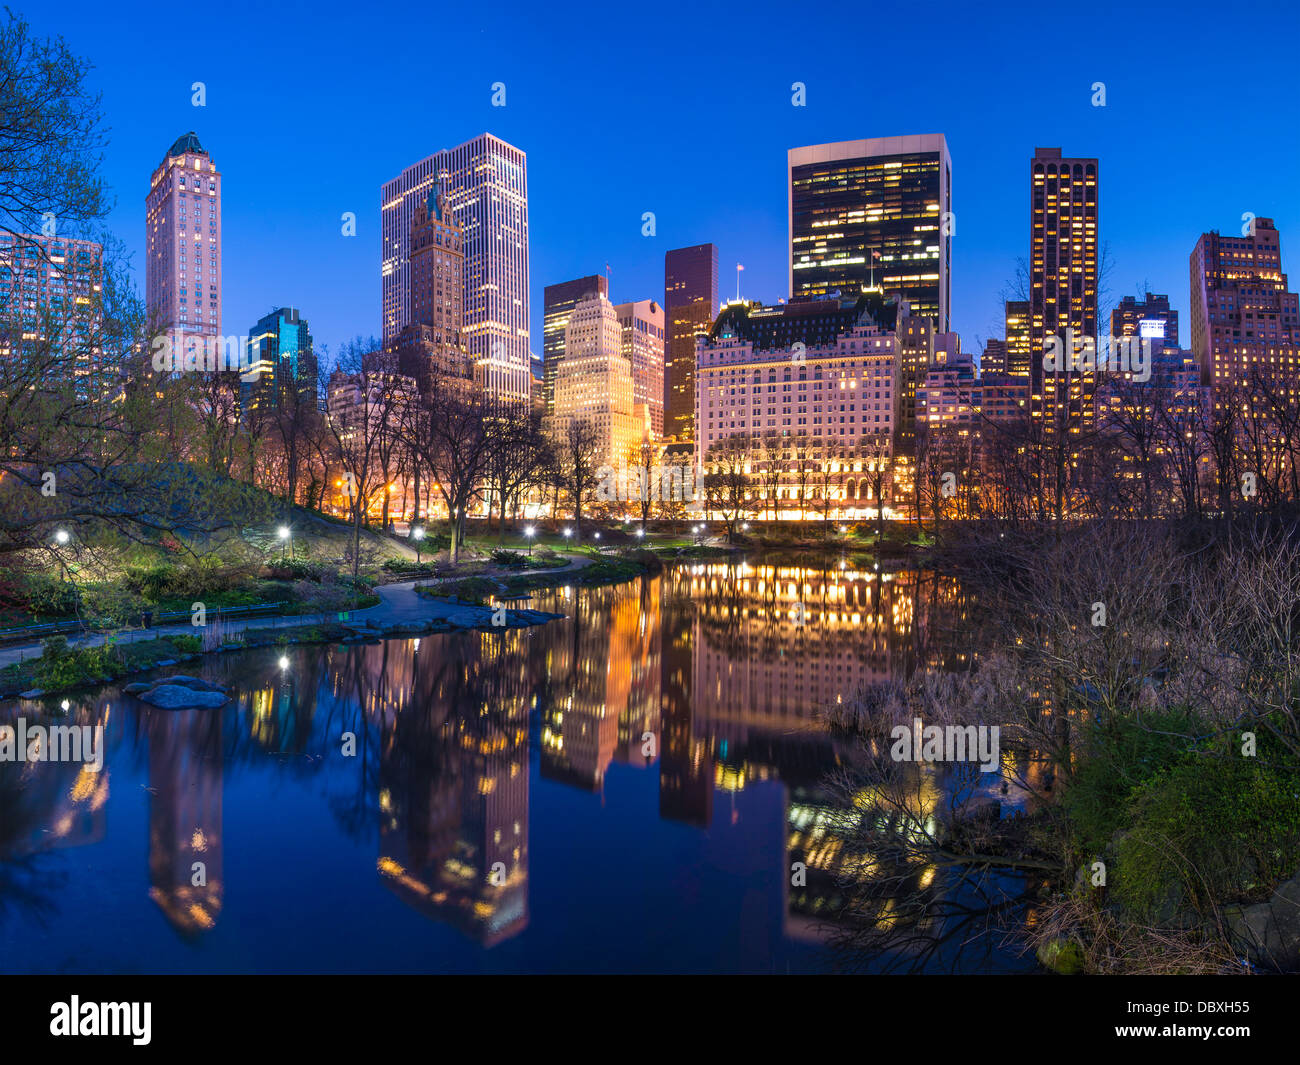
[0,561,1036,973]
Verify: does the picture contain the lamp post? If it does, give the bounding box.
[54,528,70,546]
[277,524,291,560]
[413,526,425,564]
[524,525,535,556]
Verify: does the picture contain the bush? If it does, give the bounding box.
[490,549,529,568]
[263,558,326,582]
[1113,741,1300,918]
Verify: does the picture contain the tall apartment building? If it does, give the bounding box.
[543,274,607,415]
[0,232,104,379]
[552,295,638,470]
[1112,292,1178,353]
[1029,148,1099,440]
[381,133,530,401]
[788,134,951,332]
[664,244,718,443]
[981,338,1008,375]
[243,307,317,414]
[614,298,665,438]
[1189,218,1299,408]
[896,314,933,455]
[145,132,222,341]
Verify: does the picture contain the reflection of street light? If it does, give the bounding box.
[413,525,425,564]
[525,525,535,555]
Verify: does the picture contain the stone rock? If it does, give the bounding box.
[1036,937,1085,974]
[137,684,228,710]
[122,682,152,693]
[154,659,178,667]
[156,675,224,692]
[1223,872,1300,972]
[18,688,43,699]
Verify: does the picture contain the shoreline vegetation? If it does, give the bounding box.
[817,520,1300,975]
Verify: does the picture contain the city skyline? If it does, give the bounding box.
[28,0,1296,371]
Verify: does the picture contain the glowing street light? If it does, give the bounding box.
[635,527,645,539]
[524,524,535,555]
[563,527,573,539]
[54,528,69,545]
[413,525,425,563]
[276,523,292,560]
[278,655,289,669]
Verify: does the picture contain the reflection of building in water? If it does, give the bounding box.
[541,580,660,791]
[687,562,956,736]
[373,630,531,947]
[658,579,713,826]
[0,706,110,857]
[783,774,940,945]
[147,706,223,936]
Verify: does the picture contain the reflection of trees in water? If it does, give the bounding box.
[0,763,69,928]
[810,754,1043,974]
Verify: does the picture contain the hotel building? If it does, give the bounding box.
[145,132,222,341]
[552,294,639,470]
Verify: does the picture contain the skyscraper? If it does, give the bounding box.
[613,298,664,438]
[664,244,718,443]
[1190,219,1298,408]
[543,274,607,415]
[409,173,464,352]
[1029,148,1098,442]
[788,135,951,332]
[553,294,637,470]
[381,133,530,401]
[243,307,317,414]
[1004,299,1032,378]
[1029,148,1098,388]
[145,132,222,341]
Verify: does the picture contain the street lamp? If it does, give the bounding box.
[54,528,69,545]
[524,525,535,555]
[277,524,291,560]
[563,527,573,540]
[413,525,425,564]
[635,527,645,539]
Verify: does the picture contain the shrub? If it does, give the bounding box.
[490,549,529,568]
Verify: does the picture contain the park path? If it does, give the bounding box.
[0,554,593,670]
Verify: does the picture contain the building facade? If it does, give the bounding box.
[381,133,530,401]
[664,244,718,443]
[614,298,665,438]
[543,274,607,415]
[243,307,317,415]
[1189,218,1299,408]
[552,295,639,470]
[146,132,222,342]
[788,134,951,332]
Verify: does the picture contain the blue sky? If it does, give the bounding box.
[35,0,1300,365]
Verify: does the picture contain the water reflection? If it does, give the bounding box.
[0,561,1023,972]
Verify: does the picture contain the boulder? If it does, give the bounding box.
[156,675,224,692]
[18,688,44,699]
[137,684,228,710]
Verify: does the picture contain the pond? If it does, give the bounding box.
[0,560,1037,974]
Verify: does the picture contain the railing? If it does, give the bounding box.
[0,602,290,646]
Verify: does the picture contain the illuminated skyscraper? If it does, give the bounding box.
[1029,148,1098,437]
[145,132,222,341]
[613,298,665,438]
[788,134,951,331]
[1004,299,1032,378]
[543,274,606,415]
[553,294,638,469]
[382,133,530,401]
[1112,292,1177,353]
[1190,219,1298,408]
[242,307,316,414]
[664,243,717,443]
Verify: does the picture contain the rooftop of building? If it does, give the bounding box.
[163,131,207,163]
[706,291,902,350]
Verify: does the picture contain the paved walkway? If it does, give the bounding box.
[0,555,591,670]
